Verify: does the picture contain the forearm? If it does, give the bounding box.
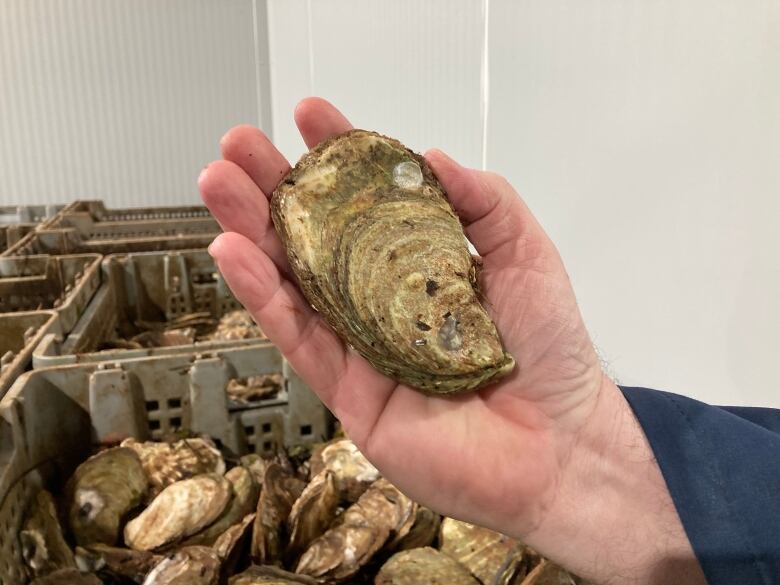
[525,377,706,585]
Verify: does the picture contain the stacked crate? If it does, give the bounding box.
[0,200,332,584]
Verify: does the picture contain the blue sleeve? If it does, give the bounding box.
[620,386,780,585]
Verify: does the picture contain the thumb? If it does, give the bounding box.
[424,149,550,264]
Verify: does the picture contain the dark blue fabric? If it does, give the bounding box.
[620,386,780,585]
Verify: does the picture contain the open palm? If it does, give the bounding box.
[200,98,606,542]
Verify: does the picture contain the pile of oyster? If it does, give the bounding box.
[101,310,266,351]
[272,130,515,395]
[19,436,584,584]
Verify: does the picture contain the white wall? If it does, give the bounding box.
[0,0,269,206]
[1,1,778,406]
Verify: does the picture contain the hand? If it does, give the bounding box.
[200,98,704,584]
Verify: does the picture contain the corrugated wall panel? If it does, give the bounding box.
[487,0,780,406]
[267,0,484,166]
[0,0,265,206]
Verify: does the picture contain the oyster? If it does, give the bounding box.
[309,439,380,503]
[390,505,440,552]
[209,309,266,341]
[141,546,221,585]
[65,447,148,546]
[75,544,162,583]
[124,473,232,551]
[518,559,577,585]
[185,465,259,546]
[251,462,307,564]
[230,565,318,584]
[227,374,282,405]
[439,517,524,584]
[286,470,339,558]
[121,437,225,500]
[271,129,515,394]
[20,490,76,578]
[29,568,102,585]
[214,513,255,571]
[375,547,479,585]
[240,453,271,486]
[294,478,413,580]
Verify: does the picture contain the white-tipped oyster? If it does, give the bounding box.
[185,466,259,546]
[20,490,76,579]
[271,129,515,394]
[439,518,524,584]
[141,546,221,585]
[375,547,479,585]
[286,470,339,558]
[65,447,148,546]
[121,437,225,500]
[294,478,414,581]
[309,439,379,503]
[124,473,232,551]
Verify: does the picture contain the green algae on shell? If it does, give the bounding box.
[271,129,515,394]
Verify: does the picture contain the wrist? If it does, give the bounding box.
[522,376,706,585]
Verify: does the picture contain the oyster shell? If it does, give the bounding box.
[251,462,307,564]
[185,465,259,546]
[240,453,271,486]
[294,478,413,581]
[230,565,318,584]
[389,505,440,552]
[124,473,232,551]
[271,129,515,394]
[75,544,162,583]
[518,559,577,585]
[20,490,76,578]
[65,446,148,546]
[209,309,266,341]
[214,513,255,571]
[439,517,523,584]
[29,568,102,585]
[141,546,221,585]
[309,439,380,503]
[375,547,479,584]
[121,437,225,500]
[227,374,282,405]
[286,470,339,558]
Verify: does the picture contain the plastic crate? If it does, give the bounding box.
[0,311,60,398]
[0,254,102,334]
[32,250,256,367]
[0,349,331,584]
[0,204,62,225]
[0,225,35,254]
[2,215,219,256]
[60,200,213,221]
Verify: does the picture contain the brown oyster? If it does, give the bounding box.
[230,565,318,584]
[75,544,162,583]
[286,470,339,558]
[309,439,380,503]
[439,517,524,584]
[65,447,148,546]
[390,505,440,552]
[518,559,577,585]
[141,546,221,585]
[375,547,479,585]
[214,513,255,573]
[209,309,266,341]
[227,374,282,405]
[29,568,102,585]
[20,490,76,578]
[121,437,225,500]
[271,129,515,394]
[124,473,232,551]
[251,462,307,564]
[185,465,260,546]
[294,478,414,581]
